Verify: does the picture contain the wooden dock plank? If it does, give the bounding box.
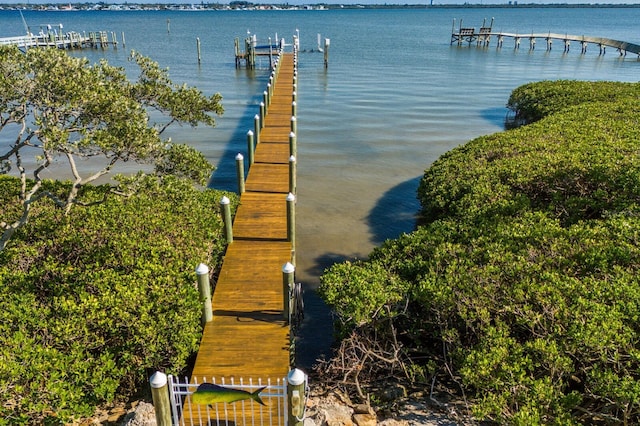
[186,52,295,426]
[260,126,293,143]
[245,163,290,193]
[264,112,293,128]
[255,142,291,164]
[192,241,291,378]
[233,192,288,240]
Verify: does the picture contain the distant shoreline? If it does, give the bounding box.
[2,3,640,12]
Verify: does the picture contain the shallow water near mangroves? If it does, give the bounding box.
[1,6,639,368]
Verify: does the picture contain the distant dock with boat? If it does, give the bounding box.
[451,18,640,57]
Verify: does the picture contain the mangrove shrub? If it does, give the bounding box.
[0,175,236,424]
[320,81,640,424]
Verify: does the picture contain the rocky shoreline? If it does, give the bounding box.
[84,387,469,426]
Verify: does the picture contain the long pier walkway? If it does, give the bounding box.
[181,50,297,425]
[0,31,118,50]
[451,19,640,56]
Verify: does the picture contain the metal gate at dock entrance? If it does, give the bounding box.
[168,375,288,426]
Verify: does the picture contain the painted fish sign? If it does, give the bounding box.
[191,383,267,407]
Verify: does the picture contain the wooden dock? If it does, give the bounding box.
[0,30,119,50]
[451,18,640,56]
[235,35,285,68]
[182,49,297,425]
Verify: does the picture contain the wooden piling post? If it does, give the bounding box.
[451,18,456,45]
[282,262,295,321]
[287,369,307,426]
[254,114,261,145]
[150,372,172,426]
[196,37,201,63]
[290,116,297,136]
[196,263,213,324]
[287,192,296,247]
[263,89,268,112]
[324,38,330,68]
[259,102,266,129]
[234,38,240,67]
[292,100,297,117]
[289,155,297,195]
[289,131,297,158]
[167,19,170,34]
[221,196,233,244]
[247,130,255,166]
[236,153,245,194]
[122,31,126,48]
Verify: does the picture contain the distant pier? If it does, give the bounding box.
[235,33,285,68]
[451,18,640,57]
[0,26,120,51]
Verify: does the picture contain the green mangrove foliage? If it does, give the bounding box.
[320,81,640,424]
[506,80,640,125]
[0,175,237,424]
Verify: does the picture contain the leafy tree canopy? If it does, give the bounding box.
[0,46,223,250]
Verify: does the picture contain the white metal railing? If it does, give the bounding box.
[0,32,90,48]
[0,35,38,46]
[168,375,288,426]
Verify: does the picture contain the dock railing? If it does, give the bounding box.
[0,30,119,50]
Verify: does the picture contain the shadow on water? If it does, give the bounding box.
[296,177,424,371]
[295,252,353,371]
[481,106,510,129]
[367,176,422,245]
[207,67,269,192]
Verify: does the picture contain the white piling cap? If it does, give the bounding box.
[289,155,296,162]
[289,131,296,138]
[287,193,296,202]
[196,263,210,275]
[247,130,254,136]
[290,116,297,122]
[236,153,244,161]
[150,371,167,388]
[220,196,230,205]
[287,368,306,386]
[282,262,295,274]
[254,114,260,120]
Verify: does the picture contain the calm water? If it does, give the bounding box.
[2,7,639,366]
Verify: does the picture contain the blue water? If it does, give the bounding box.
[1,7,639,366]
